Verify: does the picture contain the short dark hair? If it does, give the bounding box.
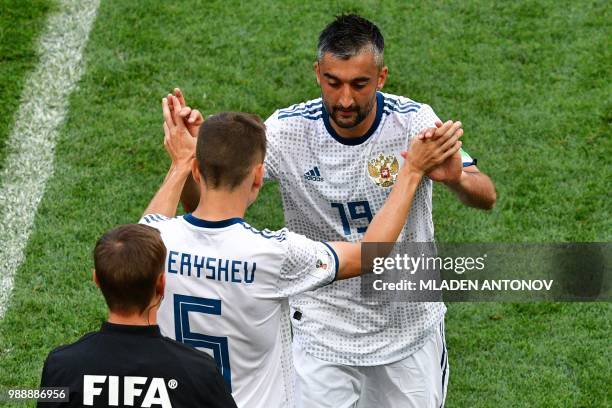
[317,14,384,68]
[196,112,266,190]
[94,224,166,314]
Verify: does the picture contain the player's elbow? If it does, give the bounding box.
[480,189,497,210]
[461,188,496,210]
[477,189,497,210]
[469,174,496,210]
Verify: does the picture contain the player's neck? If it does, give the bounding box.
[107,308,157,326]
[193,189,248,221]
[330,98,378,138]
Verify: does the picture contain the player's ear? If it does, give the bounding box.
[92,269,100,288]
[253,163,264,189]
[156,271,165,297]
[314,61,321,86]
[377,66,388,91]
[246,164,264,207]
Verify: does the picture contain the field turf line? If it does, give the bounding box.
[0,0,100,319]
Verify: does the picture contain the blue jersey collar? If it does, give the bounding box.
[322,92,384,146]
[183,214,244,228]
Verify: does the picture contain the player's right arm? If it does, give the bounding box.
[160,88,203,213]
[329,129,463,280]
[144,95,195,217]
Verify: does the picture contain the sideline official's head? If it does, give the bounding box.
[93,223,166,323]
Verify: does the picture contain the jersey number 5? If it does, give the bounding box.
[173,294,232,391]
[331,200,373,235]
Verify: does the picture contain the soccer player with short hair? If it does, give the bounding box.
[172,14,496,407]
[38,224,236,408]
[142,98,461,407]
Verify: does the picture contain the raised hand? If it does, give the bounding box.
[167,88,203,138]
[426,150,462,183]
[401,123,463,177]
[417,120,464,183]
[162,95,196,168]
[417,120,462,141]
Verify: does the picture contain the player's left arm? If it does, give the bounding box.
[444,164,496,210]
[143,96,195,217]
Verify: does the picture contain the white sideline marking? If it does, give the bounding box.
[0,0,100,319]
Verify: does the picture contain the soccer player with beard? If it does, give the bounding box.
[170,14,496,408]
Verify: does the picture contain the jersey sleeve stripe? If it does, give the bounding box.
[383,96,421,109]
[387,101,421,109]
[240,223,287,241]
[321,242,339,281]
[278,102,322,117]
[280,100,322,112]
[278,105,322,116]
[278,111,322,120]
[383,104,421,114]
[383,104,421,112]
[383,108,420,116]
[285,103,322,113]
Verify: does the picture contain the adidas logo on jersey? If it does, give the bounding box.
[304,166,324,182]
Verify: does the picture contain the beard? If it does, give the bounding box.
[325,95,376,129]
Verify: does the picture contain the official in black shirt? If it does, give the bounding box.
[38,224,237,408]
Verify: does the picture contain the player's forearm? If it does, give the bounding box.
[445,170,496,210]
[143,164,192,217]
[363,170,423,243]
[328,241,362,280]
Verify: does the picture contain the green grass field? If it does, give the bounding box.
[0,0,610,406]
[0,0,55,172]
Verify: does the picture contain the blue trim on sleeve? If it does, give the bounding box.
[141,214,171,224]
[322,92,384,146]
[277,111,322,121]
[462,158,477,167]
[183,214,244,228]
[239,223,287,241]
[383,97,421,114]
[321,242,339,281]
[278,100,322,114]
[278,101,323,120]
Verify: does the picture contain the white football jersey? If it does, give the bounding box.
[140,214,338,408]
[264,92,475,365]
